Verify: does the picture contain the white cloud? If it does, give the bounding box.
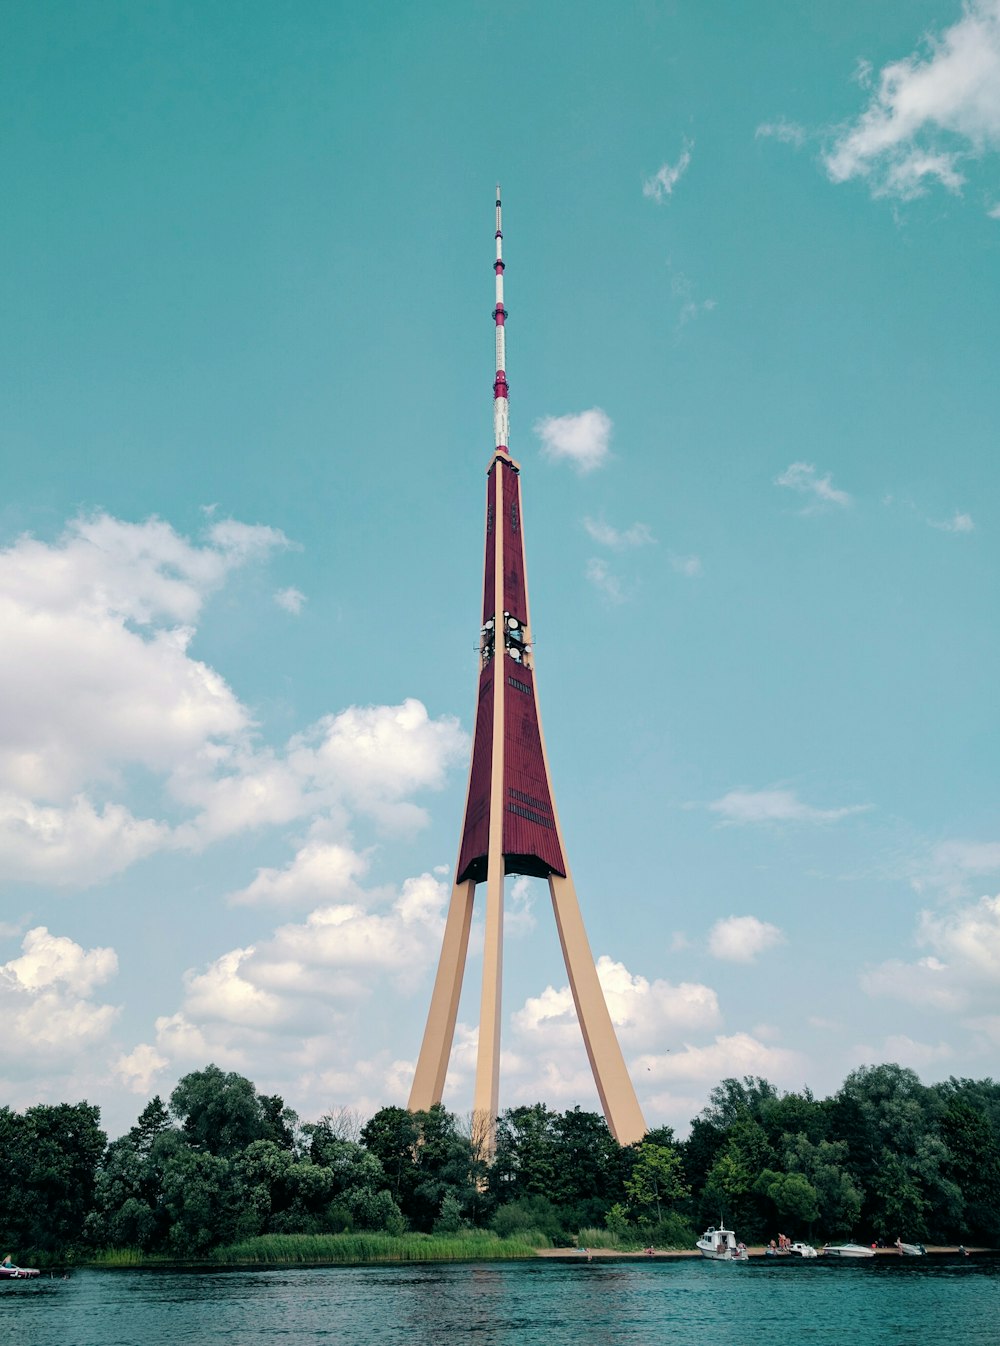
[862,893,1000,1014]
[708,915,786,963]
[824,0,1000,201]
[669,552,703,578]
[585,558,625,604]
[511,955,721,1050]
[0,794,170,886]
[775,461,852,510]
[0,927,119,1065]
[275,586,306,614]
[756,119,807,146]
[0,513,468,887]
[635,1032,807,1087]
[125,872,453,1113]
[988,201,1000,217]
[229,839,370,908]
[912,838,1000,897]
[709,788,869,825]
[643,142,693,201]
[3,926,118,995]
[929,510,975,533]
[115,1043,168,1094]
[582,518,655,549]
[535,409,613,473]
[853,1034,955,1071]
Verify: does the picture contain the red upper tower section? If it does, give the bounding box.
[455,189,565,885]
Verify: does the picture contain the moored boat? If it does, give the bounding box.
[896,1240,926,1256]
[788,1241,818,1258]
[0,1265,40,1279]
[697,1226,748,1261]
[822,1243,875,1258]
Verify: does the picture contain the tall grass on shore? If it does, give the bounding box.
[87,1231,550,1268]
[213,1231,549,1264]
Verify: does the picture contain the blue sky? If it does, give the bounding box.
[2,0,999,1139]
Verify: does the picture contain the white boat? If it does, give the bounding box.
[697,1226,748,1261]
[896,1240,926,1256]
[822,1243,875,1258]
[788,1241,818,1258]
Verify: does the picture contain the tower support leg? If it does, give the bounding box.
[408,878,476,1111]
[548,871,647,1145]
[472,861,504,1147]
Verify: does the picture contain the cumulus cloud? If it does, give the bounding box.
[669,552,703,578]
[512,955,721,1050]
[0,512,468,888]
[115,872,453,1115]
[756,119,807,146]
[582,518,655,550]
[535,409,612,473]
[862,893,1000,1014]
[635,1032,807,1088]
[229,839,370,908]
[643,141,693,201]
[585,558,625,604]
[911,838,1000,898]
[853,1034,955,1071]
[0,927,119,1065]
[115,1043,168,1094]
[929,510,975,533]
[824,0,1000,202]
[275,586,306,614]
[775,461,852,510]
[709,788,869,825]
[707,915,786,963]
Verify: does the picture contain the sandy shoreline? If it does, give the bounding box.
[537,1245,988,1261]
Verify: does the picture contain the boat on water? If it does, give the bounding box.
[788,1241,818,1258]
[822,1244,875,1258]
[696,1226,748,1261]
[0,1265,40,1279]
[896,1240,926,1256]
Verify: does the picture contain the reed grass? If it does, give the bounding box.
[212,1231,546,1264]
[86,1248,175,1268]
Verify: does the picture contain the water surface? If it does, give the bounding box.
[1,1256,995,1346]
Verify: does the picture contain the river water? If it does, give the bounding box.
[1,1256,995,1346]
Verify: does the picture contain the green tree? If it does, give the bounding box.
[160,1149,249,1254]
[0,1102,106,1256]
[782,1134,862,1237]
[491,1104,559,1205]
[753,1169,820,1232]
[940,1098,1000,1242]
[701,1116,774,1240]
[624,1142,689,1225]
[360,1106,420,1212]
[170,1066,296,1159]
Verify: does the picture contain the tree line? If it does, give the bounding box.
[1,1062,997,1259]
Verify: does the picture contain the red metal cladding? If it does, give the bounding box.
[502,666,565,877]
[457,664,495,883]
[482,466,496,624]
[500,460,526,619]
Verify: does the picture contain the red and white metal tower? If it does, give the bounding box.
[407,188,646,1148]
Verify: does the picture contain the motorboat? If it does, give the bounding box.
[0,1264,40,1279]
[896,1241,926,1256]
[822,1243,875,1258]
[697,1226,748,1261]
[788,1241,818,1258]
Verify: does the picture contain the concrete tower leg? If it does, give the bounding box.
[407,878,476,1111]
[548,871,647,1146]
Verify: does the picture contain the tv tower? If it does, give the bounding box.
[408,189,646,1147]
